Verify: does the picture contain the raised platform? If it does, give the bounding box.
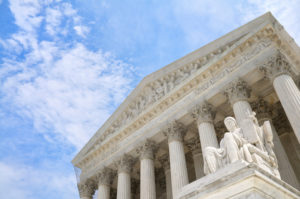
[177,161,300,199]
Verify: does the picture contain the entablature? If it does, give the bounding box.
[72,13,300,176]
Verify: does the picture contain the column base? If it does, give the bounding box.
[177,161,300,199]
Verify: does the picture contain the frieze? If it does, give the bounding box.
[78,26,278,174]
[195,37,272,95]
[87,37,244,151]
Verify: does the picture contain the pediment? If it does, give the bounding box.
[72,12,300,167]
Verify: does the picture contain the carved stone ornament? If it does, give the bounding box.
[114,154,135,174]
[77,179,96,198]
[224,78,251,105]
[163,121,186,143]
[136,139,157,160]
[191,101,216,124]
[96,167,114,186]
[203,115,280,178]
[259,50,294,82]
[77,29,274,171]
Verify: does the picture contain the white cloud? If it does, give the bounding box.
[0,161,77,199]
[45,7,63,36]
[74,25,90,37]
[1,43,133,149]
[9,0,43,33]
[0,1,134,150]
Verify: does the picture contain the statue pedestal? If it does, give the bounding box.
[177,161,300,199]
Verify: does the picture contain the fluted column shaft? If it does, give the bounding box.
[116,155,133,199]
[192,102,219,156]
[273,74,300,143]
[260,51,300,143]
[192,150,204,179]
[117,172,131,199]
[164,121,189,197]
[96,167,113,199]
[140,159,156,199]
[98,185,110,199]
[224,79,259,143]
[198,122,218,151]
[232,100,252,126]
[137,140,156,199]
[169,140,189,196]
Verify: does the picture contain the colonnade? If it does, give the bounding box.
[77,51,300,199]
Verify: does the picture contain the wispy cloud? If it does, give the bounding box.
[74,25,90,37]
[0,1,135,198]
[0,161,77,199]
[0,0,134,149]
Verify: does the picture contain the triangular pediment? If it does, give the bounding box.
[72,12,300,167]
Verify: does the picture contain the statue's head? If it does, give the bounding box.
[224,116,237,132]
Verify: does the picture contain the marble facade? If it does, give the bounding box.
[72,12,300,199]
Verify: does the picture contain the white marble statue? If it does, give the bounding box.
[203,113,280,178]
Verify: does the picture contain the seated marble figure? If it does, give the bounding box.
[203,113,280,178]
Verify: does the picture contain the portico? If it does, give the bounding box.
[73,13,300,199]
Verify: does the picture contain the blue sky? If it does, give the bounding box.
[0,0,299,198]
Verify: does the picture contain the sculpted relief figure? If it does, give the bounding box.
[203,113,280,178]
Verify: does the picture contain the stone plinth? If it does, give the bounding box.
[177,161,300,199]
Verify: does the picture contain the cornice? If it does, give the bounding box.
[78,27,276,174]
[74,16,300,177]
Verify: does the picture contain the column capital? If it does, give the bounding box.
[158,153,170,171]
[136,139,157,160]
[192,101,216,124]
[224,78,251,105]
[96,167,114,186]
[251,98,273,124]
[114,154,135,174]
[77,179,95,198]
[259,50,294,82]
[163,121,186,142]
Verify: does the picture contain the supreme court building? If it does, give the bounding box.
[72,13,300,199]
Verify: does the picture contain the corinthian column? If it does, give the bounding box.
[137,140,157,199]
[77,180,95,199]
[96,167,114,199]
[158,154,172,199]
[192,101,219,153]
[163,121,189,197]
[115,154,134,199]
[252,98,300,189]
[224,79,259,144]
[260,51,300,143]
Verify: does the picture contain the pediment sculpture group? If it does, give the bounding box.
[203,111,280,178]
